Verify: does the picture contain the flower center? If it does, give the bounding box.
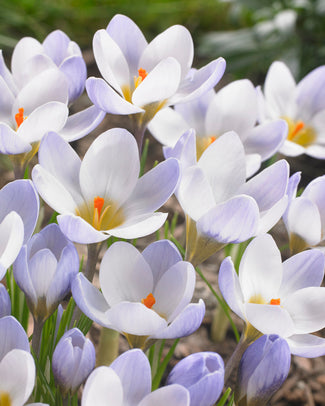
[15,107,26,130]
[269,298,281,305]
[141,293,156,309]
[196,135,217,160]
[134,68,148,89]
[75,197,125,231]
[284,117,316,147]
[0,392,11,406]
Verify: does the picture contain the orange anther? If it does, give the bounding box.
[141,293,156,309]
[15,108,25,128]
[270,298,281,305]
[138,68,147,81]
[94,196,105,217]
[208,136,216,146]
[292,121,305,137]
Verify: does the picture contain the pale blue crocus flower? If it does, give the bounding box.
[166,352,224,406]
[13,223,79,323]
[235,334,291,406]
[82,349,190,406]
[52,328,96,397]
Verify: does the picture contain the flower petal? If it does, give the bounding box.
[0,123,31,154]
[286,334,325,357]
[0,316,30,361]
[139,385,190,406]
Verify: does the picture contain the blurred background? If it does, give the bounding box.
[1,0,325,82]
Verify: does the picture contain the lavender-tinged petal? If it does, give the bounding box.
[280,249,325,298]
[0,124,31,155]
[122,158,180,217]
[15,54,56,87]
[72,337,96,392]
[303,175,325,236]
[57,214,109,244]
[0,76,15,123]
[0,50,17,95]
[110,349,151,406]
[218,257,245,320]
[86,77,144,115]
[245,154,262,178]
[257,195,288,235]
[163,129,197,171]
[238,159,289,212]
[60,55,87,102]
[42,30,71,64]
[197,195,259,245]
[0,284,10,318]
[99,241,153,307]
[282,171,301,228]
[13,245,38,305]
[106,14,147,77]
[142,240,182,286]
[71,274,111,328]
[243,119,287,160]
[0,316,30,361]
[170,58,226,105]
[132,57,181,107]
[150,300,205,339]
[11,37,43,83]
[286,334,325,357]
[59,105,106,142]
[28,249,57,298]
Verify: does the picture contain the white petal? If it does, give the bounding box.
[138,385,190,406]
[99,242,153,306]
[286,334,325,357]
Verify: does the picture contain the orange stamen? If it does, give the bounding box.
[94,196,105,217]
[141,293,156,309]
[134,68,148,88]
[270,298,281,305]
[289,120,305,140]
[15,108,25,128]
[208,136,216,146]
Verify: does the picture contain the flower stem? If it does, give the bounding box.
[96,328,119,366]
[84,242,103,282]
[32,317,44,357]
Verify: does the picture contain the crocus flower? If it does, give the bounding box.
[166,352,224,406]
[219,233,325,357]
[52,328,95,397]
[0,179,39,280]
[283,174,325,253]
[149,80,287,176]
[86,14,225,148]
[72,240,205,350]
[260,61,325,158]
[13,223,79,323]
[82,348,190,406]
[168,130,289,266]
[0,284,10,318]
[32,129,180,244]
[235,335,291,406]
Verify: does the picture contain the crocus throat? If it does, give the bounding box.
[15,107,26,129]
[270,298,281,305]
[0,392,11,406]
[93,196,107,230]
[284,117,316,146]
[196,135,217,160]
[141,293,156,309]
[134,68,148,88]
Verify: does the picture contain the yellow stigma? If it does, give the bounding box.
[0,392,11,406]
[141,293,156,309]
[284,117,316,147]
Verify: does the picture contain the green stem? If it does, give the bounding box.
[96,328,119,366]
[84,242,103,282]
[32,317,44,358]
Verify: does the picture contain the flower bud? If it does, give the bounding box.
[13,223,79,322]
[235,334,291,406]
[0,283,11,318]
[166,352,224,406]
[52,328,95,397]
